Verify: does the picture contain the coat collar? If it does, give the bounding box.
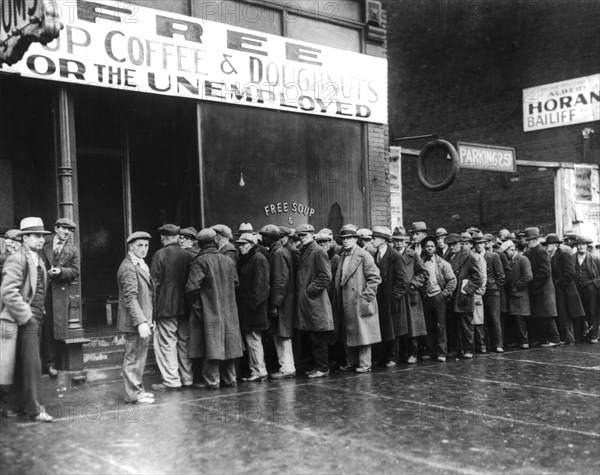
[127,255,153,287]
[341,246,364,287]
[376,244,393,280]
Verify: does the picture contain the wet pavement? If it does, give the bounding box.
[1,344,599,474]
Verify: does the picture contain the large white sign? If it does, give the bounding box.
[523,74,600,132]
[0,0,388,123]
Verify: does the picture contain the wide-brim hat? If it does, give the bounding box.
[471,232,487,243]
[357,228,373,239]
[483,233,496,243]
[211,224,233,241]
[460,232,472,243]
[372,226,392,241]
[338,224,360,239]
[524,227,541,240]
[179,227,199,240]
[411,221,429,233]
[17,217,51,236]
[574,235,593,245]
[237,223,254,236]
[158,224,180,236]
[54,218,77,230]
[543,233,562,245]
[197,228,217,243]
[2,229,22,242]
[127,231,152,244]
[392,226,409,240]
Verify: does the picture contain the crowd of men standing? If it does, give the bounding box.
[1,217,599,413]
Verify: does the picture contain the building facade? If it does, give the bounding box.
[0,0,390,369]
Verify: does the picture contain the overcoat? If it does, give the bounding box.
[496,250,512,313]
[150,243,192,319]
[507,254,533,316]
[328,251,342,344]
[267,241,295,338]
[0,249,46,385]
[296,240,334,332]
[448,248,485,313]
[41,236,79,339]
[220,241,238,265]
[116,256,154,333]
[398,248,427,337]
[525,244,558,318]
[551,245,585,319]
[186,247,243,360]
[334,245,382,346]
[374,245,407,341]
[237,246,270,332]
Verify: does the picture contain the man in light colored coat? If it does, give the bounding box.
[334,224,382,373]
[117,232,154,404]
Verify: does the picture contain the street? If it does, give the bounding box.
[1,344,599,474]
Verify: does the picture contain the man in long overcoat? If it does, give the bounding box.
[371,226,407,367]
[334,224,382,373]
[524,227,560,347]
[151,224,194,390]
[117,231,154,405]
[501,240,533,348]
[236,232,270,381]
[545,234,585,345]
[261,225,296,379]
[186,229,244,388]
[573,235,600,344]
[40,218,80,376]
[212,224,238,264]
[296,224,334,378]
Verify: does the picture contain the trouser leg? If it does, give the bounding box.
[154,317,182,387]
[273,335,295,373]
[202,359,220,387]
[15,318,43,415]
[358,345,372,368]
[545,317,560,343]
[407,337,418,357]
[176,317,194,386]
[244,331,267,376]
[123,332,149,402]
[311,331,330,372]
[41,308,56,370]
[457,312,474,353]
[513,315,529,344]
[474,325,486,351]
[221,360,237,386]
[484,292,503,349]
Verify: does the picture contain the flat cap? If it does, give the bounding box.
[574,235,593,245]
[314,233,332,242]
[296,224,315,235]
[158,224,180,236]
[483,233,495,242]
[435,227,448,237]
[2,229,22,242]
[543,233,562,245]
[127,231,152,244]
[500,240,515,252]
[260,224,281,237]
[54,218,77,230]
[461,232,472,242]
[445,233,462,244]
[197,228,217,243]
[179,227,198,240]
[279,226,292,236]
[212,224,233,240]
[236,232,257,245]
[317,228,334,238]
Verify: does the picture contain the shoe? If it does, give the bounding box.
[495,347,504,353]
[31,411,56,423]
[419,355,431,361]
[194,382,220,390]
[182,383,195,389]
[590,339,598,344]
[136,395,155,405]
[462,352,473,359]
[47,366,58,377]
[304,369,317,375]
[220,381,237,388]
[436,356,446,362]
[308,370,329,379]
[270,371,296,379]
[540,341,559,348]
[385,361,397,368]
[407,356,417,364]
[242,373,268,382]
[480,348,487,354]
[151,382,182,391]
[141,392,155,399]
[519,343,530,349]
[564,342,575,346]
[355,366,372,373]
[1,408,18,418]
[338,364,355,372]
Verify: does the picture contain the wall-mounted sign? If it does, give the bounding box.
[523,74,600,132]
[0,0,387,123]
[264,202,314,218]
[457,142,516,173]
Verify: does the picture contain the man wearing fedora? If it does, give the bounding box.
[392,226,410,254]
[212,224,238,264]
[151,224,194,391]
[118,232,155,404]
[1,217,55,421]
[544,234,585,345]
[186,229,244,388]
[465,233,488,353]
[296,224,334,378]
[524,227,560,347]
[370,226,407,367]
[410,221,429,256]
[573,236,600,344]
[334,224,382,372]
[40,218,80,377]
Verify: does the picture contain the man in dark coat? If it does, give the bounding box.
[117,231,155,405]
[236,232,270,382]
[40,218,80,376]
[573,236,600,344]
[261,225,296,379]
[435,227,449,259]
[296,224,334,378]
[479,233,506,352]
[213,224,238,264]
[186,229,244,388]
[371,226,407,367]
[445,233,485,359]
[545,234,585,345]
[524,227,560,347]
[151,224,194,391]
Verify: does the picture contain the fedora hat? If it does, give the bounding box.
[357,228,373,239]
[524,227,541,240]
[460,232,472,243]
[411,221,429,233]
[543,233,562,245]
[54,218,77,230]
[237,223,253,236]
[197,228,217,243]
[127,231,151,244]
[445,233,462,245]
[372,226,392,240]
[435,227,448,237]
[471,232,486,243]
[2,229,22,242]
[483,233,495,243]
[392,226,409,240]
[211,224,233,241]
[338,224,360,239]
[17,217,51,236]
[466,227,481,236]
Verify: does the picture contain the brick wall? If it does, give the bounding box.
[388,0,600,234]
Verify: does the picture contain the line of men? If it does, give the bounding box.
[116,220,600,404]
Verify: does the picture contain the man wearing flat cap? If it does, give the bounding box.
[118,232,155,404]
[40,217,80,377]
[0,230,21,283]
[212,224,238,264]
[186,229,243,388]
[435,228,449,259]
[151,224,194,390]
[179,227,199,255]
[573,236,600,344]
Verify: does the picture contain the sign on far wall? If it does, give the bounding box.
[457,142,516,173]
[0,0,387,123]
[523,74,600,132]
